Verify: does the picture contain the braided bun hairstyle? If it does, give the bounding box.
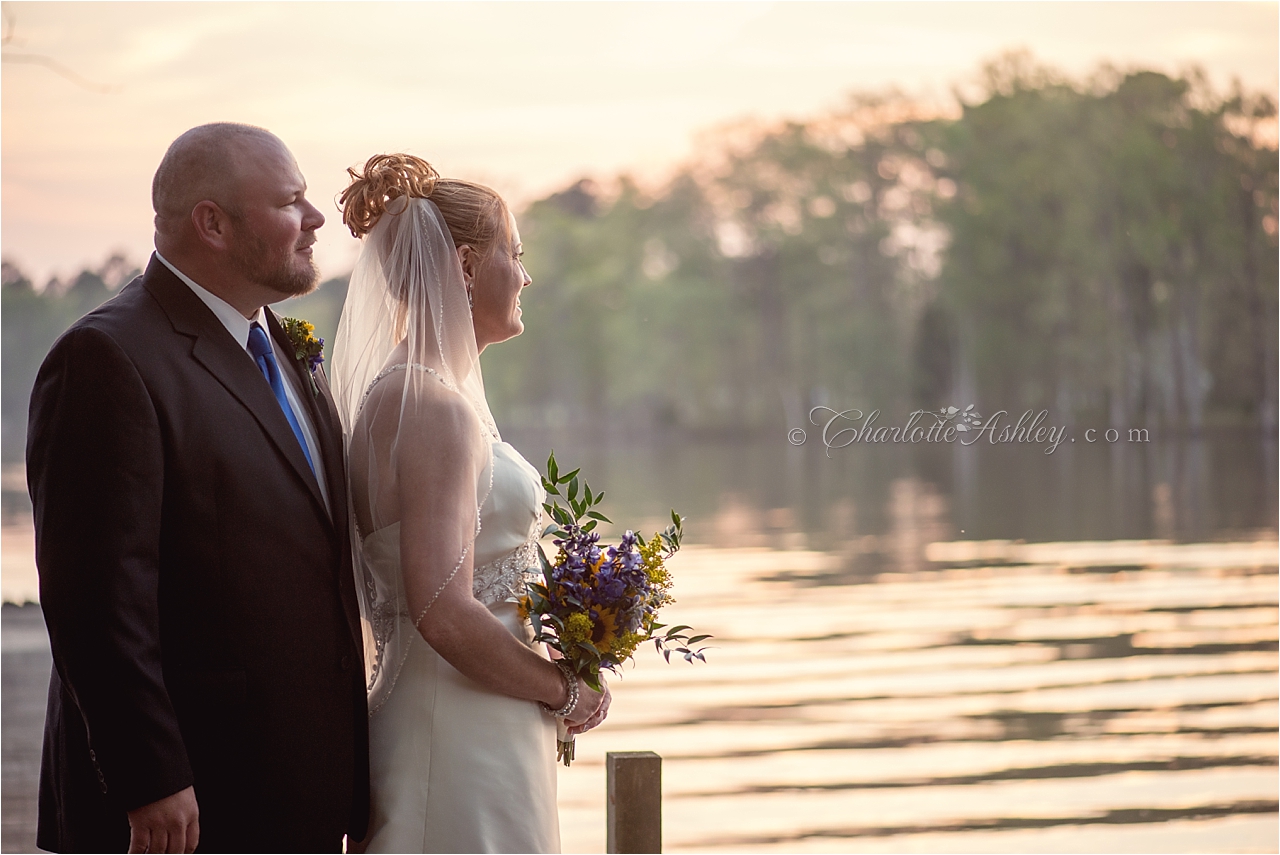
[340,153,511,257]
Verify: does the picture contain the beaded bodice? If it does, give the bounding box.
[469,440,544,606]
[471,526,541,607]
[360,441,543,611]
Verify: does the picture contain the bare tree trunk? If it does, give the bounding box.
[741,248,793,427]
[951,316,978,409]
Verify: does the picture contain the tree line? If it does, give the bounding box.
[3,56,1275,461]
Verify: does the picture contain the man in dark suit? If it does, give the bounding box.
[27,123,369,853]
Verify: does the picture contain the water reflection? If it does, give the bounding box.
[500,431,1277,553]
[553,544,1277,852]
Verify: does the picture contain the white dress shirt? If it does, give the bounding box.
[155,252,330,513]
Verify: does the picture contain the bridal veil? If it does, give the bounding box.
[331,190,498,712]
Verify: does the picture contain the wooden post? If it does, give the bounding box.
[606,751,662,853]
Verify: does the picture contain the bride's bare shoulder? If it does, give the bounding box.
[362,367,480,438]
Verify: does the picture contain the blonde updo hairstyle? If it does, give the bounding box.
[340,153,510,258]
[340,154,510,344]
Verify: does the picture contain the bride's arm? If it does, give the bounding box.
[396,392,602,725]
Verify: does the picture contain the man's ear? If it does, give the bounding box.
[456,244,477,285]
[191,201,233,252]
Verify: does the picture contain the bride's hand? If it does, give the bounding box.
[567,682,611,736]
[563,679,605,730]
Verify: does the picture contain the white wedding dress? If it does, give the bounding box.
[353,439,560,853]
[332,194,563,854]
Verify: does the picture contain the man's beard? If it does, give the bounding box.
[229,228,319,299]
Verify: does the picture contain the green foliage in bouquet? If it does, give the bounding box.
[520,451,710,697]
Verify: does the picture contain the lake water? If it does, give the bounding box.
[2,435,1276,852]
[5,433,1276,550]
[557,540,1277,853]
[499,431,1279,548]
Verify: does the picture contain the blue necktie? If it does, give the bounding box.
[247,322,315,475]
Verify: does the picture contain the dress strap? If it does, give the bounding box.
[357,361,500,444]
[356,362,454,419]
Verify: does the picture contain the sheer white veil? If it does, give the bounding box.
[332,194,497,711]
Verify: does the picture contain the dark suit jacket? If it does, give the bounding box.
[27,256,369,853]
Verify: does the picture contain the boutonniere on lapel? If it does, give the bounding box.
[281,317,325,396]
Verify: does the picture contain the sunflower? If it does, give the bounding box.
[591,608,621,653]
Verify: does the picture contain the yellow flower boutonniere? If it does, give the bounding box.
[281,317,324,395]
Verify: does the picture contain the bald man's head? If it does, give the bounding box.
[152,123,286,230]
[149,123,325,309]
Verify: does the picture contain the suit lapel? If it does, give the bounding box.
[310,363,362,646]
[266,311,347,524]
[141,258,330,523]
[265,310,363,646]
[312,368,349,532]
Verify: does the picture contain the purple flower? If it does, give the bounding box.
[306,339,325,372]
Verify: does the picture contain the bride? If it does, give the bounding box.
[331,154,607,853]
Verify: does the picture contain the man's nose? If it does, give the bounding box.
[302,198,325,231]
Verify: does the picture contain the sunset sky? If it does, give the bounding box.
[2,1,1276,286]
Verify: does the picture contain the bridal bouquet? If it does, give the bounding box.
[519,452,709,765]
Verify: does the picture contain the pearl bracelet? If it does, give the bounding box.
[541,658,579,719]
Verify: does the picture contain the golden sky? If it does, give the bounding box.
[3,1,1276,285]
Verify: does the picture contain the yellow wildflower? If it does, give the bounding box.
[611,631,645,661]
[561,613,593,647]
[641,534,673,591]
